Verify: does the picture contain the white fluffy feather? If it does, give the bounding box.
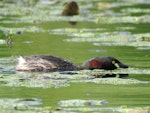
[17,56,26,65]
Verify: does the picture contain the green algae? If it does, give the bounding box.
[58,99,108,107]
[55,106,150,113]
[61,29,150,49]
[0,26,45,35]
[0,0,150,112]
[72,78,149,85]
[0,98,51,113]
[0,63,150,89]
[0,98,149,113]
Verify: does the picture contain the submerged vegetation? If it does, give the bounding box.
[0,0,150,112]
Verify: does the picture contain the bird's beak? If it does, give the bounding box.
[118,63,128,68]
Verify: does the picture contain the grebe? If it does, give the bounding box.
[82,56,128,70]
[16,55,80,72]
[62,1,79,16]
[62,1,79,25]
[16,55,128,72]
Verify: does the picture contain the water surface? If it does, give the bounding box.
[0,0,150,112]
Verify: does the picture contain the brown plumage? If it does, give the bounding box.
[82,56,128,70]
[16,55,128,72]
[62,1,79,16]
[16,55,80,72]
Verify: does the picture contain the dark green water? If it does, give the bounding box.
[0,0,150,112]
